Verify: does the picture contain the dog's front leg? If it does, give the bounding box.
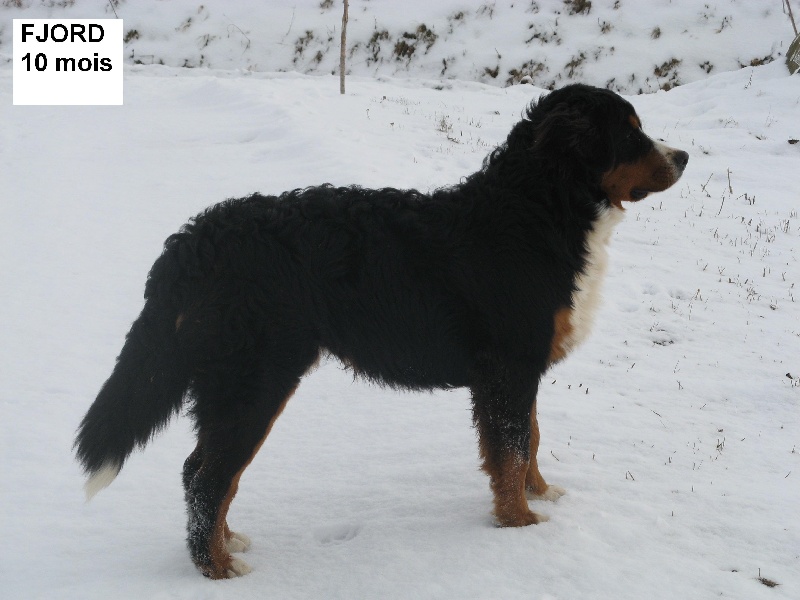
[471,358,547,527]
[525,407,567,502]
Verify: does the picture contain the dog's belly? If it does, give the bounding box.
[325,330,472,389]
[318,292,472,390]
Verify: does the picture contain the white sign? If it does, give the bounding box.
[13,19,123,105]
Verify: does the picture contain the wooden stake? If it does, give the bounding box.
[340,0,349,94]
[787,0,798,36]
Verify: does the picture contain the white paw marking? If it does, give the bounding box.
[227,538,248,554]
[227,531,251,553]
[226,557,252,578]
[535,512,550,523]
[527,484,567,502]
[84,462,121,501]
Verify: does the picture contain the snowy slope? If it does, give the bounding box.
[2,2,800,600]
[0,0,796,93]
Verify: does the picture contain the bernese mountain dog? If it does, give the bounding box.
[75,84,688,578]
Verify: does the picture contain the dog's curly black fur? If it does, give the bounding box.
[75,84,688,578]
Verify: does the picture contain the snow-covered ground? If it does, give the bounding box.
[2,2,799,600]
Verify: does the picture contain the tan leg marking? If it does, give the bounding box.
[484,452,547,527]
[526,409,548,495]
[525,410,567,502]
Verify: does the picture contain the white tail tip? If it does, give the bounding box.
[84,462,121,501]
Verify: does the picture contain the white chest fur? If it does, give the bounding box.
[562,205,625,355]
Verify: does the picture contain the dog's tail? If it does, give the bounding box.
[74,224,209,500]
[74,298,192,499]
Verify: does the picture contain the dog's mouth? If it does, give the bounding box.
[630,189,649,200]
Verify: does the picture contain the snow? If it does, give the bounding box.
[1,1,799,599]
[0,0,794,92]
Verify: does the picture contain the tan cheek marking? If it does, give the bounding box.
[601,149,668,206]
[601,162,641,207]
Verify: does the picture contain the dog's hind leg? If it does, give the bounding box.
[182,437,251,556]
[471,358,546,527]
[525,407,567,502]
[183,344,317,579]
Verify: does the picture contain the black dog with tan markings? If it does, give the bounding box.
[75,84,688,579]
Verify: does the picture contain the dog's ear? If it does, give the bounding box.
[533,106,613,178]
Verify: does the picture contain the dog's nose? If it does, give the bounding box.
[672,150,689,171]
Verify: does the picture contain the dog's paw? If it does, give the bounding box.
[495,509,549,527]
[526,484,567,502]
[225,557,252,578]
[226,531,251,553]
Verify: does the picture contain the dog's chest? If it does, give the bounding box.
[550,206,625,363]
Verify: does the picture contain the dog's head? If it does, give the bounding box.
[523,84,688,207]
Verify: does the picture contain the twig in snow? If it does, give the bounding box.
[700,173,713,197]
[785,0,798,36]
[283,7,296,40]
[758,568,780,588]
[224,16,252,52]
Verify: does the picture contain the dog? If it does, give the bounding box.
[75,84,688,578]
